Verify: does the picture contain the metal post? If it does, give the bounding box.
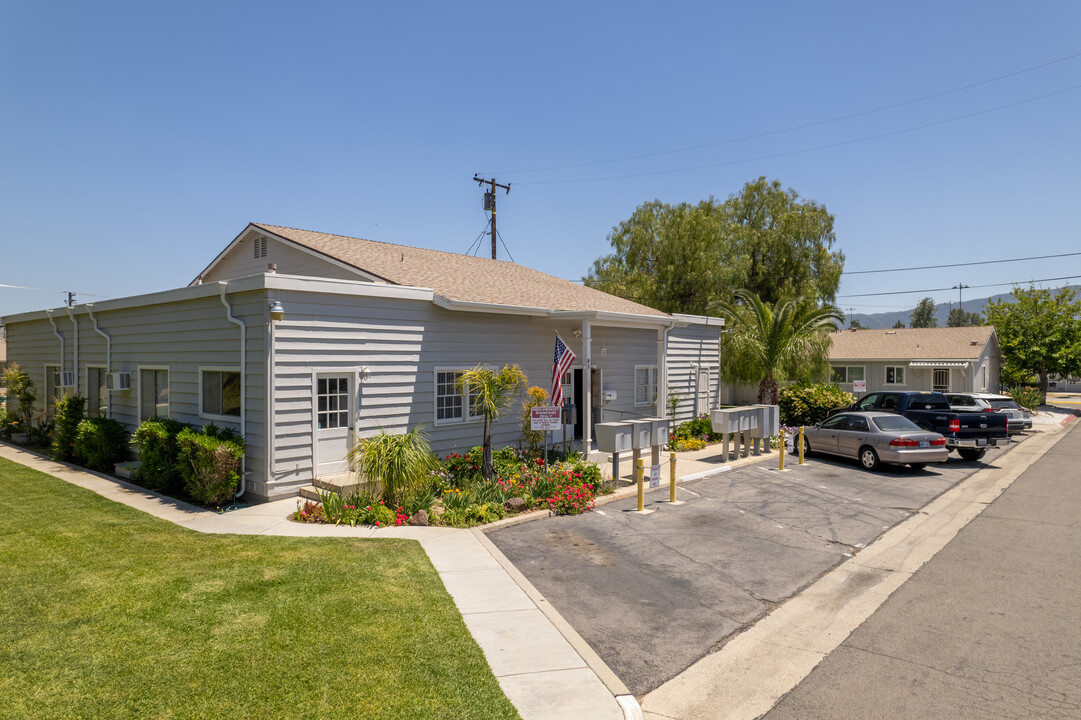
[636,458,645,512]
[779,427,786,471]
[669,452,678,504]
[612,451,621,485]
[798,426,805,465]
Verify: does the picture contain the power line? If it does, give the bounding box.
[510,83,1081,186]
[845,249,1081,275]
[838,274,1081,299]
[491,52,1081,176]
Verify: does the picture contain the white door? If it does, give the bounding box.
[696,368,710,416]
[933,369,950,393]
[314,373,352,476]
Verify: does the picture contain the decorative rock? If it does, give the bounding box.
[504,497,526,513]
[409,510,429,526]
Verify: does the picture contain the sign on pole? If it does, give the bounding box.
[853,380,867,393]
[531,406,562,432]
[650,464,660,489]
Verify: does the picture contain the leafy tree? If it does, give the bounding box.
[947,307,983,327]
[518,385,549,456]
[849,318,865,329]
[584,177,844,312]
[984,285,1081,393]
[712,290,845,404]
[892,320,906,329]
[456,364,528,481]
[910,298,938,328]
[2,363,36,431]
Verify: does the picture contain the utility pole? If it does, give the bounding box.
[474,174,510,259]
[65,291,76,307]
[953,283,970,310]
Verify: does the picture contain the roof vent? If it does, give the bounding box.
[970,340,979,345]
[885,330,897,334]
[254,237,268,259]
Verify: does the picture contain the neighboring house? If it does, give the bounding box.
[2,222,723,502]
[1048,376,1081,393]
[828,326,1002,396]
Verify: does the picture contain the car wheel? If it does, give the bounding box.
[957,448,987,462]
[859,446,880,471]
[909,463,927,471]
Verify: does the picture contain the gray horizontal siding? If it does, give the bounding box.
[203,235,363,283]
[666,325,721,423]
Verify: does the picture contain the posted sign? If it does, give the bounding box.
[531,406,563,431]
[853,380,867,393]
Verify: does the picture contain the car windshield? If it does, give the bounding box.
[988,399,1020,410]
[872,415,921,432]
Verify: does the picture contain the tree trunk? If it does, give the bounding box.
[757,375,779,405]
[1038,368,1049,395]
[482,414,495,482]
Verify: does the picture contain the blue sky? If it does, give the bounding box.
[2,1,1079,320]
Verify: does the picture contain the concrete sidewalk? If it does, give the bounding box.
[0,441,638,720]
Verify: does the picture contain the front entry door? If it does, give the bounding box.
[933,369,950,393]
[696,367,710,416]
[314,373,352,476]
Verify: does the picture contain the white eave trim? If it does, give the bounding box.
[908,360,973,367]
[432,294,550,317]
[671,312,726,327]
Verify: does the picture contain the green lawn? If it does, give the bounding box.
[0,457,520,720]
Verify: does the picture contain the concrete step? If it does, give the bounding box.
[298,485,321,502]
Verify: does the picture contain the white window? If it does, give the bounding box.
[885,366,905,385]
[435,369,483,424]
[635,365,658,407]
[316,375,349,429]
[139,367,170,420]
[831,366,865,384]
[200,368,242,420]
[87,366,108,418]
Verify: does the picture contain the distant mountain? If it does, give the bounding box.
[846,286,1081,329]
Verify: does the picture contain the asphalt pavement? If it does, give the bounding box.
[761,417,1081,719]
[487,443,998,695]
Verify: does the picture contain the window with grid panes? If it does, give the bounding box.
[316,376,350,429]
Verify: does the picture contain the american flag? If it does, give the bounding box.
[551,335,576,407]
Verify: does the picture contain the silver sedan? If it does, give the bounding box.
[797,411,949,471]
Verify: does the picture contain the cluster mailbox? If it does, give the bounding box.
[711,404,780,459]
[595,422,633,454]
[596,418,671,482]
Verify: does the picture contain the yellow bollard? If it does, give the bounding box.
[798,426,805,465]
[779,427,786,471]
[669,452,677,503]
[636,457,645,512]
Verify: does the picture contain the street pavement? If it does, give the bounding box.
[761,417,1081,719]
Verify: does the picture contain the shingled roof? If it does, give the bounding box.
[829,326,998,361]
[251,223,669,318]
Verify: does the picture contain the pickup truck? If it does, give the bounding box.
[842,391,1009,461]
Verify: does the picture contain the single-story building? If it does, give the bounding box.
[1,222,723,502]
[828,326,1002,396]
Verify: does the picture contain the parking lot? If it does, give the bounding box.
[487,446,1013,696]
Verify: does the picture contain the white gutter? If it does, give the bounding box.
[66,307,79,394]
[46,310,64,390]
[265,300,276,489]
[87,304,111,418]
[219,283,247,499]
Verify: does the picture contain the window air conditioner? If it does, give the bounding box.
[106,372,131,391]
[59,371,76,388]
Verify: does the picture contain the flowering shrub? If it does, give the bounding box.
[672,415,723,443]
[671,436,708,452]
[777,384,854,427]
[548,480,596,515]
[292,500,326,523]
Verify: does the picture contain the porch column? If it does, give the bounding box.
[583,320,592,449]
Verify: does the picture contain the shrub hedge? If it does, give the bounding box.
[777,384,855,427]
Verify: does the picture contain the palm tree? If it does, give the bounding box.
[456,364,528,481]
[347,426,440,507]
[713,289,844,404]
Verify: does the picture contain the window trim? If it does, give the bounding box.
[634,364,659,408]
[884,365,905,386]
[137,365,171,421]
[832,365,866,384]
[433,367,485,426]
[198,366,242,422]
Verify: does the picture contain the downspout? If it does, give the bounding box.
[265,300,277,492]
[219,283,247,499]
[657,322,675,419]
[46,310,65,400]
[66,307,80,395]
[87,304,111,418]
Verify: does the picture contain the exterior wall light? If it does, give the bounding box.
[269,300,285,322]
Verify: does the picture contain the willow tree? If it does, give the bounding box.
[713,290,844,404]
[457,364,528,481]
